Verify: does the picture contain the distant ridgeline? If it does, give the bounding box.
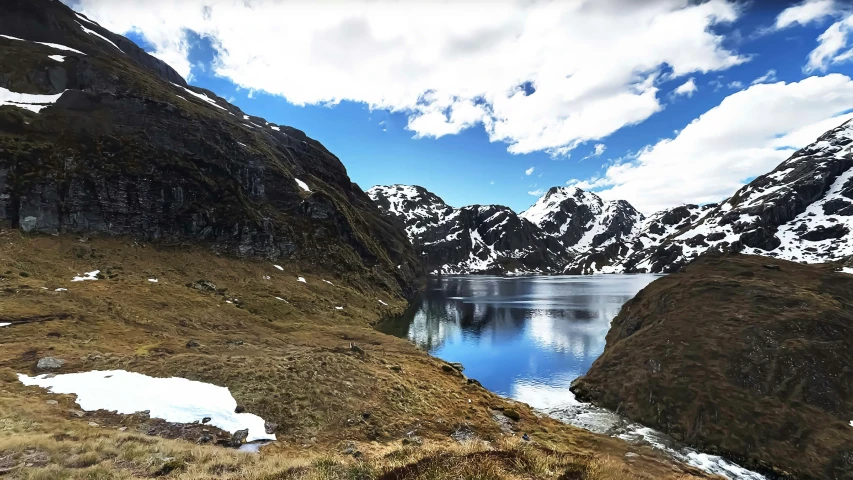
[0,0,422,298]
[369,120,853,275]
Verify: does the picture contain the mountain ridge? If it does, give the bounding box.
[369,118,853,275]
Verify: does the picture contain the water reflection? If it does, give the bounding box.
[380,274,767,480]
[380,274,660,410]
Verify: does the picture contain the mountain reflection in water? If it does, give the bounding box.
[379,274,660,410]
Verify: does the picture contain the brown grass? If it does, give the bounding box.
[0,229,712,479]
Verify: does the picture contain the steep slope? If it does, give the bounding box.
[624,119,853,273]
[368,185,570,274]
[571,253,853,479]
[521,186,644,253]
[0,0,421,297]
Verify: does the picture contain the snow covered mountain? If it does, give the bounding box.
[369,119,853,276]
[520,186,644,253]
[367,185,569,274]
[571,119,853,273]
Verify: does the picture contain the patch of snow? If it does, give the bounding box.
[148,279,158,283]
[243,115,249,120]
[48,55,65,62]
[378,299,388,306]
[273,265,284,271]
[71,270,99,282]
[263,275,270,280]
[76,22,124,53]
[18,370,275,442]
[225,300,233,304]
[170,82,226,111]
[55,288,67,292]
[335,306,343,310]
[0,34,86,55]
[0,87,66,113]
[274,296,287,302]
[237,142,247,147]
[295,178,310,192]
[322,279,334,285]
[0,323,10,327]
[297,277,307,283]
[270,125,280,131]
[843,268,853,275]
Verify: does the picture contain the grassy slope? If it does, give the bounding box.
[572,253,853,479]
[0,230,711,479]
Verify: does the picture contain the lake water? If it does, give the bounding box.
[380,274,766,480]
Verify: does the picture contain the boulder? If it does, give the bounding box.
[36,357,65,371]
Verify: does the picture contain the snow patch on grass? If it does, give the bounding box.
[170,82,226,111]
[18,370,275,442]
[71,270,99,282]
[273,265,284,271]
[76,21,124,52]
[378,299,388,306]
[0,34,86,54]
[297,277,307,283]
[0,87,66,113]
[148,279,158,283]
[0,323,10,328]
[274,296,287,303]
[335,306,343,310]
[295,178,310,192]
[55,288,67,292]
[322,279,334,286]
[48,55,65,62]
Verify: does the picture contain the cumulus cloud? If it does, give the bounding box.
[527,188,546,197]
[69,0,747,157]
[672,77,698,97]
[568,74,853,213]
[774,0,838,30]
[525,167,535,176]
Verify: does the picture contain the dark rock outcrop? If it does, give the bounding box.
[571,253,853,479]
[0,0,422,297]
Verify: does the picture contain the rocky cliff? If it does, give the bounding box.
[367,185,570,274]
[0,0,422,297]
[570,253,853,479]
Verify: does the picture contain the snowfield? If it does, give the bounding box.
[18,370,276,442]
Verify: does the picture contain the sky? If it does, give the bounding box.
[64,0,853,215]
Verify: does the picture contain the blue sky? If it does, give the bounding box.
[70,0,853,214]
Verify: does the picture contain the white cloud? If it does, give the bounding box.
[727,80,744,89]
[774,0,838,30]
[527,188,546,197]
[525,166,535,176]
[592,143,607,156]
[751,69,777,84]
[806,14,853,72]
[569,74,853,213]
[70,0,746,157]
[672,77,698,97]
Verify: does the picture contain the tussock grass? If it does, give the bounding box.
[0,232,712,479]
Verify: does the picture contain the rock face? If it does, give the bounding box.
[0,0,421,297]
[571,253,853,479]
[367,185,570,274]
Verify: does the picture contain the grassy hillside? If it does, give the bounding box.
[0,230,711,479]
